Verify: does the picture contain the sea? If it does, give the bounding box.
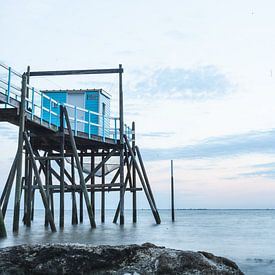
[0,209,274,275]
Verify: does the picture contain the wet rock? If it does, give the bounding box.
[0,243,244,274]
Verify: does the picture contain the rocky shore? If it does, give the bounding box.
[0,243,243,274]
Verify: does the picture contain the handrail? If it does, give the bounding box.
[0,61,133,141]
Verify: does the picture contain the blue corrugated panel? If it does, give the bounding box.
[42,92,67,127]
[85,90,100,135]
[99,91,111,138]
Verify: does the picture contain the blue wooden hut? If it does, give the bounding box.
[42,89,111,137]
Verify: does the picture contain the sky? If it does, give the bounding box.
[0,0,275,210]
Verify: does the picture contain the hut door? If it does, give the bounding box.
[67,93,85,132]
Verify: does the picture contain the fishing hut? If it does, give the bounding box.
[0,62,161,237]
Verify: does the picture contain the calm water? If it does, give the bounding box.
[0,209,274,275]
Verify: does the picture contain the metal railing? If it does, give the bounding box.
[0,62,132,141]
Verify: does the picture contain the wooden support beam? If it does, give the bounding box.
[84,149,117,183]
[119,64,124,225]
[171,160,175,222]
[30,67,123,77]
[44,159,50,227]
[71,156,78,225]
[135,146,158,210]
[135,145,161,223]
[23,132,56,232]
[13,73,27,233]
[59,106,65,228]
[101,152,105,223]
[132,122,137,223]
[113,156,133,223]
[124,136,161,224]
[79,152,84,223]
[90,152,95,214]
[26,150,32,227]
[63,106,96,228]
[1,154,18,218]
[0,208,6,238]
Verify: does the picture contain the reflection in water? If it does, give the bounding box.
[0,209,275,275]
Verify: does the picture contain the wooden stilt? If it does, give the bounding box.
[119,64,125,225]
[63,107,96,228]
[0,155,17,207]
[44,158,50,227]
[124,136,161,224]
[13,73,27,233]
[22,149,29,225]
[0,208,6,238]
[31,152,45,221]
[101,151,105,223]
[23,132,56,232]
[1,154,18,218]
[90,151,95,215]
[59,106,65,228]
[48,157,54,220]
[132,122,137,223]
[113,156,132,223]
[171,160,175,222]
[71,156,78,225]
[79,152,84,223]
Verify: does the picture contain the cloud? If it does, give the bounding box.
[238,169,275,179]
[140,129,275,161]
[140,131,175,138]
[131,65,233,100]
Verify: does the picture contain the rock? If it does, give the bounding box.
[0,243,244,274]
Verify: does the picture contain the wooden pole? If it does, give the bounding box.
[79,153,84,223]
[59,106,65,228]
[171,160,175,222]
[71,156,78,225]
[49,157,54,220]
[1,154,18,218]
[0,208,6,238]
[23,133,57,232]
[13,73,27,233]
[63,106,96,228]
[44,158,50,227]
[90,151,95,214]
[119,64,124,225]
[124,136,161,224]
[132,122,137,223]
[101,151,105,223]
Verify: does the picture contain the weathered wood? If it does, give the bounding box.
[132,122,137,223]
[26,150,32,227]
[1,154,18,218]
[44,159,50,227]
[79,153,84,223]
[90,152,95,214]
[63,106,96,228]
[119,64,124,225]
[71,157,78,225]
[84,149,117,183]
[171,160,175,222]
[59,106,65,228]
[30,68,123,77]
[101,152,105,223]
[135,146,158,210]
[113,157,133,223]
[23,132,56,232]
[13,73,27,233]
[124,136,161,224]
[0,208,6,238]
